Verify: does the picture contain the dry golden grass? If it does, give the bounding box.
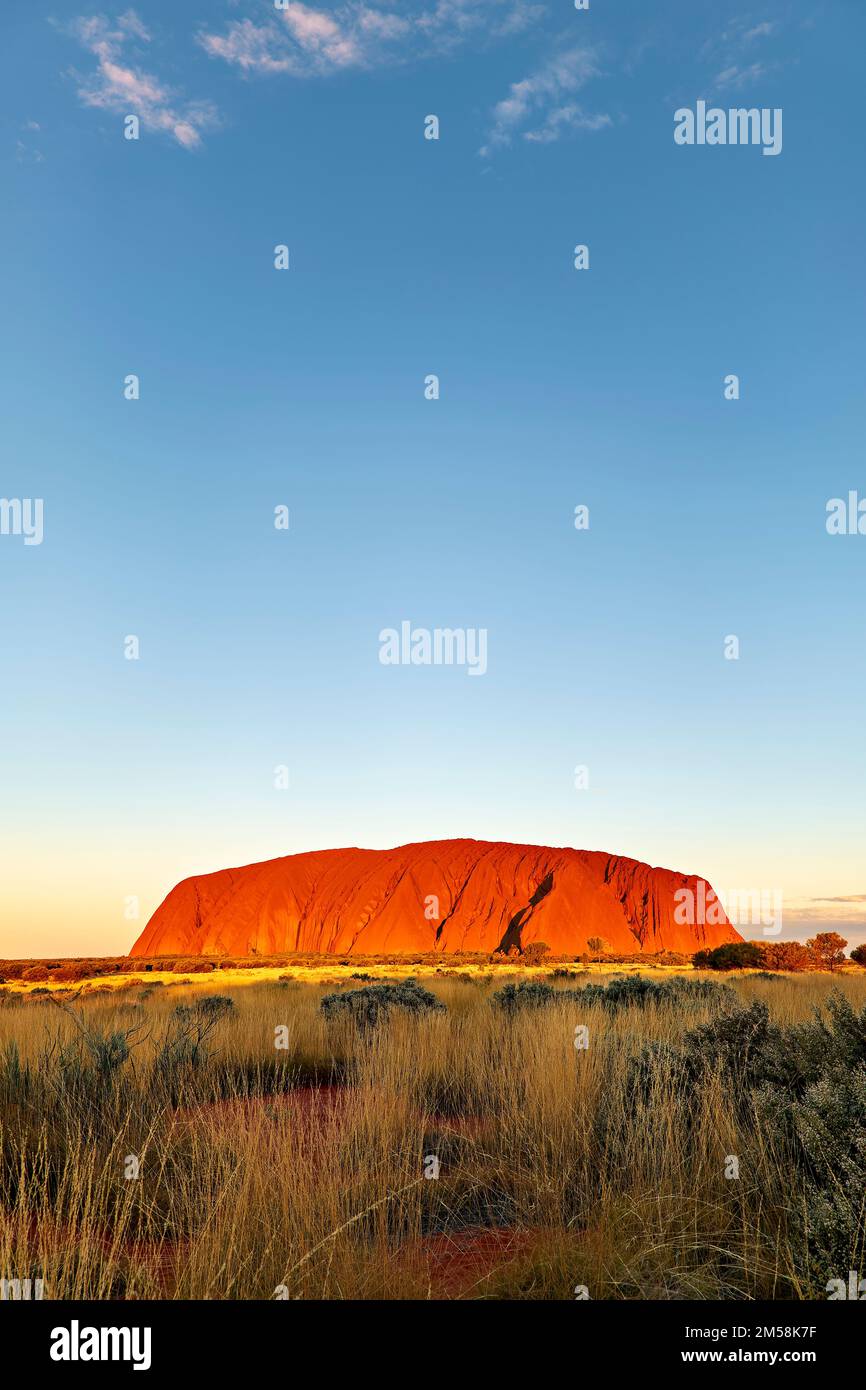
[1,969,864,1300]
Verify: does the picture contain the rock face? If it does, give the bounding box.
[129,839,741,958]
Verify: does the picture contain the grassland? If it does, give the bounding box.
[1,966,864,1300]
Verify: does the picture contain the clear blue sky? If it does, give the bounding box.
[1,0,864,955]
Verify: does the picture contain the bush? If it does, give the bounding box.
[778,1066,866,1283]
[521,941,550,966]
[50,964,92,983]
[492,974,734,1016]
[692,942,765,971]
[762,941,817,973]
[682,1001,777,1085]
[572,974,735,1013]
[320,979,445,1029]
[22,965,49,983]
[850,945,866,968]
[155,995,235,1074]
[629,991,866,1292]
[491,981,556,1013]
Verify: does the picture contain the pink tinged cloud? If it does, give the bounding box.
[89,61,168,109]
[200,0,523,78]
[282,3,342,44]
[70,9,217,148]
[198,21,294,74]
[279,3,361,68]
[357,9,411,40]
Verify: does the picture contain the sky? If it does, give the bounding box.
[1,0,864,957]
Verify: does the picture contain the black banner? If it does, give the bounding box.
[3,1298,860,1376]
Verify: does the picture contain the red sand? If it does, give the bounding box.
[408,1227,542,1297]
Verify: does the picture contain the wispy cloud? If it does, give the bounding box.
[16,141,45,165]
[68,9,219,149]
[784,895,866,929]
[713,60,772,91]
[199,0,544,78]
[523,103,611,144]
[65,4,606,157]
[701,13,784,93]
[701,14,780,58]
[480,46,609,156]
[17,120,45,163]
[810,895,866,905]
[742,20,777,42]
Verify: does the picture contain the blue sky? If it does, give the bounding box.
[1,0,864,955]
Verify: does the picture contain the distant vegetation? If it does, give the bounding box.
[695,933,855,973]
[1,932,863,988]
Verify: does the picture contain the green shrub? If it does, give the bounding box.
[781,1067,866,1283]
[320,979,445,1029]
[630,991,866,1292]
[492,974,733,1016]
[692,942,765,971]
[681,1000,777,1088]
[572,974,735,1012]
[491,981,555,1013]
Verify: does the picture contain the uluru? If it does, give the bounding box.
[129,839,741,958]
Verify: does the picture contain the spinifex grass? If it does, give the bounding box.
[0,971,864,1299]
